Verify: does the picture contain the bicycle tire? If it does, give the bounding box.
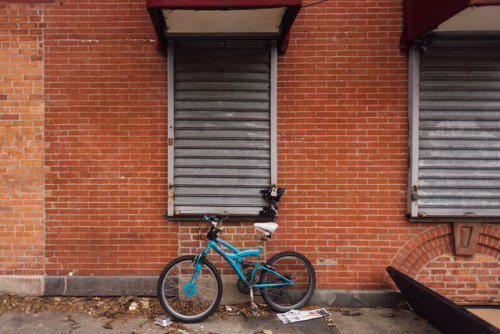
[157,255,223,323]
[260,251,316,313]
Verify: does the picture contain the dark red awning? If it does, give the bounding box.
[400,0,500,47]
[147,0,302,8]
[146,0,302,54]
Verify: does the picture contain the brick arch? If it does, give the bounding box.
[389,224,453,277]
[479,224,500,260]
[386,224,500,303]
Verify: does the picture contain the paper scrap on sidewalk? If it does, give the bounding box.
[277,308,331,324]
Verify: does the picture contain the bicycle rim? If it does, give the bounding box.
[157,256,222,323]
[260,251,316,312]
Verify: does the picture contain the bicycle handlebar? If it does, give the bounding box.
[203,215,228,240]
[203,215,226,225]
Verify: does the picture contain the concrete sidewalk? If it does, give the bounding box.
[0,307,440,334]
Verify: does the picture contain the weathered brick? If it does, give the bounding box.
[0,2,45,276]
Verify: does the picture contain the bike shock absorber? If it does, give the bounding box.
[261,263,275,271]
[241,261,254,270]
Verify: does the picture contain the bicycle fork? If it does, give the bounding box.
[185,258,203,296]
[185,250,209,296]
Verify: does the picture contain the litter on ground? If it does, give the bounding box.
[277,308,331,324]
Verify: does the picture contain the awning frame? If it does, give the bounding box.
[147,0,302,54]
[400,0,500,47]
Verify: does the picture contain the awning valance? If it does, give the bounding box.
[400,0,500,47]
[147,0,302,54]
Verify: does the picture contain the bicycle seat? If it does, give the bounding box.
[254,222,278,236]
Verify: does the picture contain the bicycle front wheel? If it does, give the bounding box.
[260,251,316,313]
[157,255,222,323]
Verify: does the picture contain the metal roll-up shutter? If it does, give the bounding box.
[418,38,500,217]
[171,40,273,216]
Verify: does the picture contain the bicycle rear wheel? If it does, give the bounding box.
[157,255,222,323]
[260,251,316,312]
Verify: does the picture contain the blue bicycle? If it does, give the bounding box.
[157,215,316,323]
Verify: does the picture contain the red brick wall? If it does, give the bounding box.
[0,0,498,303]
[271,0,412,290]
[42,0,174,275]
[417,254,500,304]
[0,3,46,275]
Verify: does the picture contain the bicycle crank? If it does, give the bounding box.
[237,276,251,295]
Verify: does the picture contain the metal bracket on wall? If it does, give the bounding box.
[167,183,174,217]
[411,185,419,201]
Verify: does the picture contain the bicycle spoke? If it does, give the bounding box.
[260,251,316,312]
[157,256,222,323]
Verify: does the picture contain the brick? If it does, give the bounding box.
[0,3,46,275]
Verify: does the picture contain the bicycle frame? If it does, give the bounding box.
[192,236,294,289]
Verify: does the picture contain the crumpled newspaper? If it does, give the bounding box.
[277,308,331,324]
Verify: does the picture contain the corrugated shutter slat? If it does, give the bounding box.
[418,38,500,217]
[173,40,272,215]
